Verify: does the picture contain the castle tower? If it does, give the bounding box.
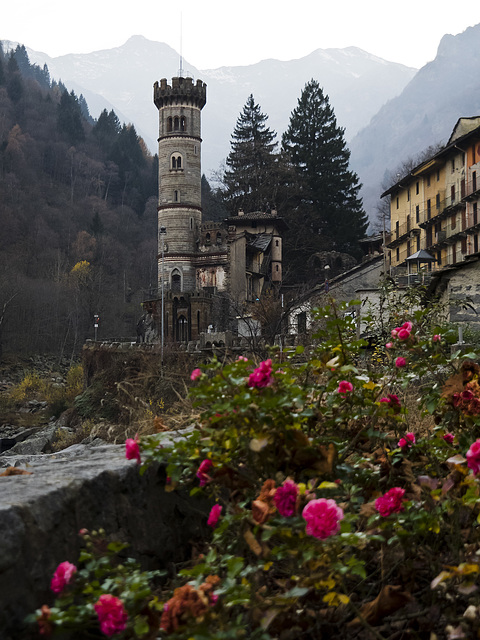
[153,76,207,293]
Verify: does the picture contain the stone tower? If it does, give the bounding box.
[153,76,207,293]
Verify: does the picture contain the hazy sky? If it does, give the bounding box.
[3,0,480,69]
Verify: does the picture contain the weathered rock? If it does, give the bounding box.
[0,434,207,639]
[0,425,42,455]
[0,423,58,457]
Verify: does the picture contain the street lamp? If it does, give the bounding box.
[159,226,167,370]
[324,265,330,293]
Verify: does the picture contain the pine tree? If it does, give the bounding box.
[282,80,368,271]
[202,175,228,222]
[93,109,121,155]
[57,90,85,145]
[223,94,279,214]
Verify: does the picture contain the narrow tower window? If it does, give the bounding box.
[174,117,179,131]
[171,269,181,292]
[174,190,179,202]
[180,116,186,131]
[167,117,172,132]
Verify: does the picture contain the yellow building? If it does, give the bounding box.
[383,117,480,276]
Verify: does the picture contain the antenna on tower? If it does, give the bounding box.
[178,12,184,77]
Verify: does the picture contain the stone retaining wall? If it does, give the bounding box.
[0,442,207,639]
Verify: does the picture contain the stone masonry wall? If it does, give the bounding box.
[0,442,208,639]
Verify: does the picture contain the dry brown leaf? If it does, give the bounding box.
[348,584,412,626]
[153,416,169,432]
[0,466,32,476]
[359,500,377,519]
[243,529,263,556]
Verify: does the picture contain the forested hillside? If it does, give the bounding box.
[0,45,159,360]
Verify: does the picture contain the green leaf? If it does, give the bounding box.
[227,557,244,579]
[133,615,150,637]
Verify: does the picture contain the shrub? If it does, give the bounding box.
[31,298,480,639]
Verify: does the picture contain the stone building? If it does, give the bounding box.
[142,76,286,343]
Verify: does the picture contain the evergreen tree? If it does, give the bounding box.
[0,55,5,86]
[57,90,86,145]
[93,109,121,155]
[223,94,279,214]
[202,175,228,222]
[282,80,368,274]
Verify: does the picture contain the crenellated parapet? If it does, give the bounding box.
[154,77,207,110]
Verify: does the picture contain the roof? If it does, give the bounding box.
[225,211,288,231]
[246,233,272,252]
[405,250,436,262]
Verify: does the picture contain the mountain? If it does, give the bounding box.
[349,23,480,224]
[4,36,416,185]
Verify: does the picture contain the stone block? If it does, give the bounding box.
[0,441,207,639]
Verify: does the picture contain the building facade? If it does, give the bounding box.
[383,117,480,275]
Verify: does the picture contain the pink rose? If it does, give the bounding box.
[385,342,394,349]
[380,394,400,405]
[443,433,454,444]
[50,561,77,594]
[125,435,140,464]
[375,487,405,517]
[302,498,344,539]
[274,479,299,517]
[395,357,407,368]
[466,440,480,475]
[337,380,354,394]
[402,321,413,332]
[237,356,248,362]
[433,334,441,342]
[397,328,410,341]
[248,359,273,389]
[391,329,398,338]
[398,432,416,449]
[207,504,223,527]
[190,368,202,381]
[94,594,128,637]
[196,459,214,486]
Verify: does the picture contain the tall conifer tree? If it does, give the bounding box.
[282,80,368,273]
[223,94,279,214]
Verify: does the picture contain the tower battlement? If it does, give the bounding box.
[154,77,207,110]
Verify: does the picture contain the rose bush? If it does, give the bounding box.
[32,295,480,639]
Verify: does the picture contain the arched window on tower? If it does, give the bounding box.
[216,232,222,245]
[171,154,183,170]
[171,269,181,292]
[180,116,186,131]
[167,117,172,132]
[174,117,179,131]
